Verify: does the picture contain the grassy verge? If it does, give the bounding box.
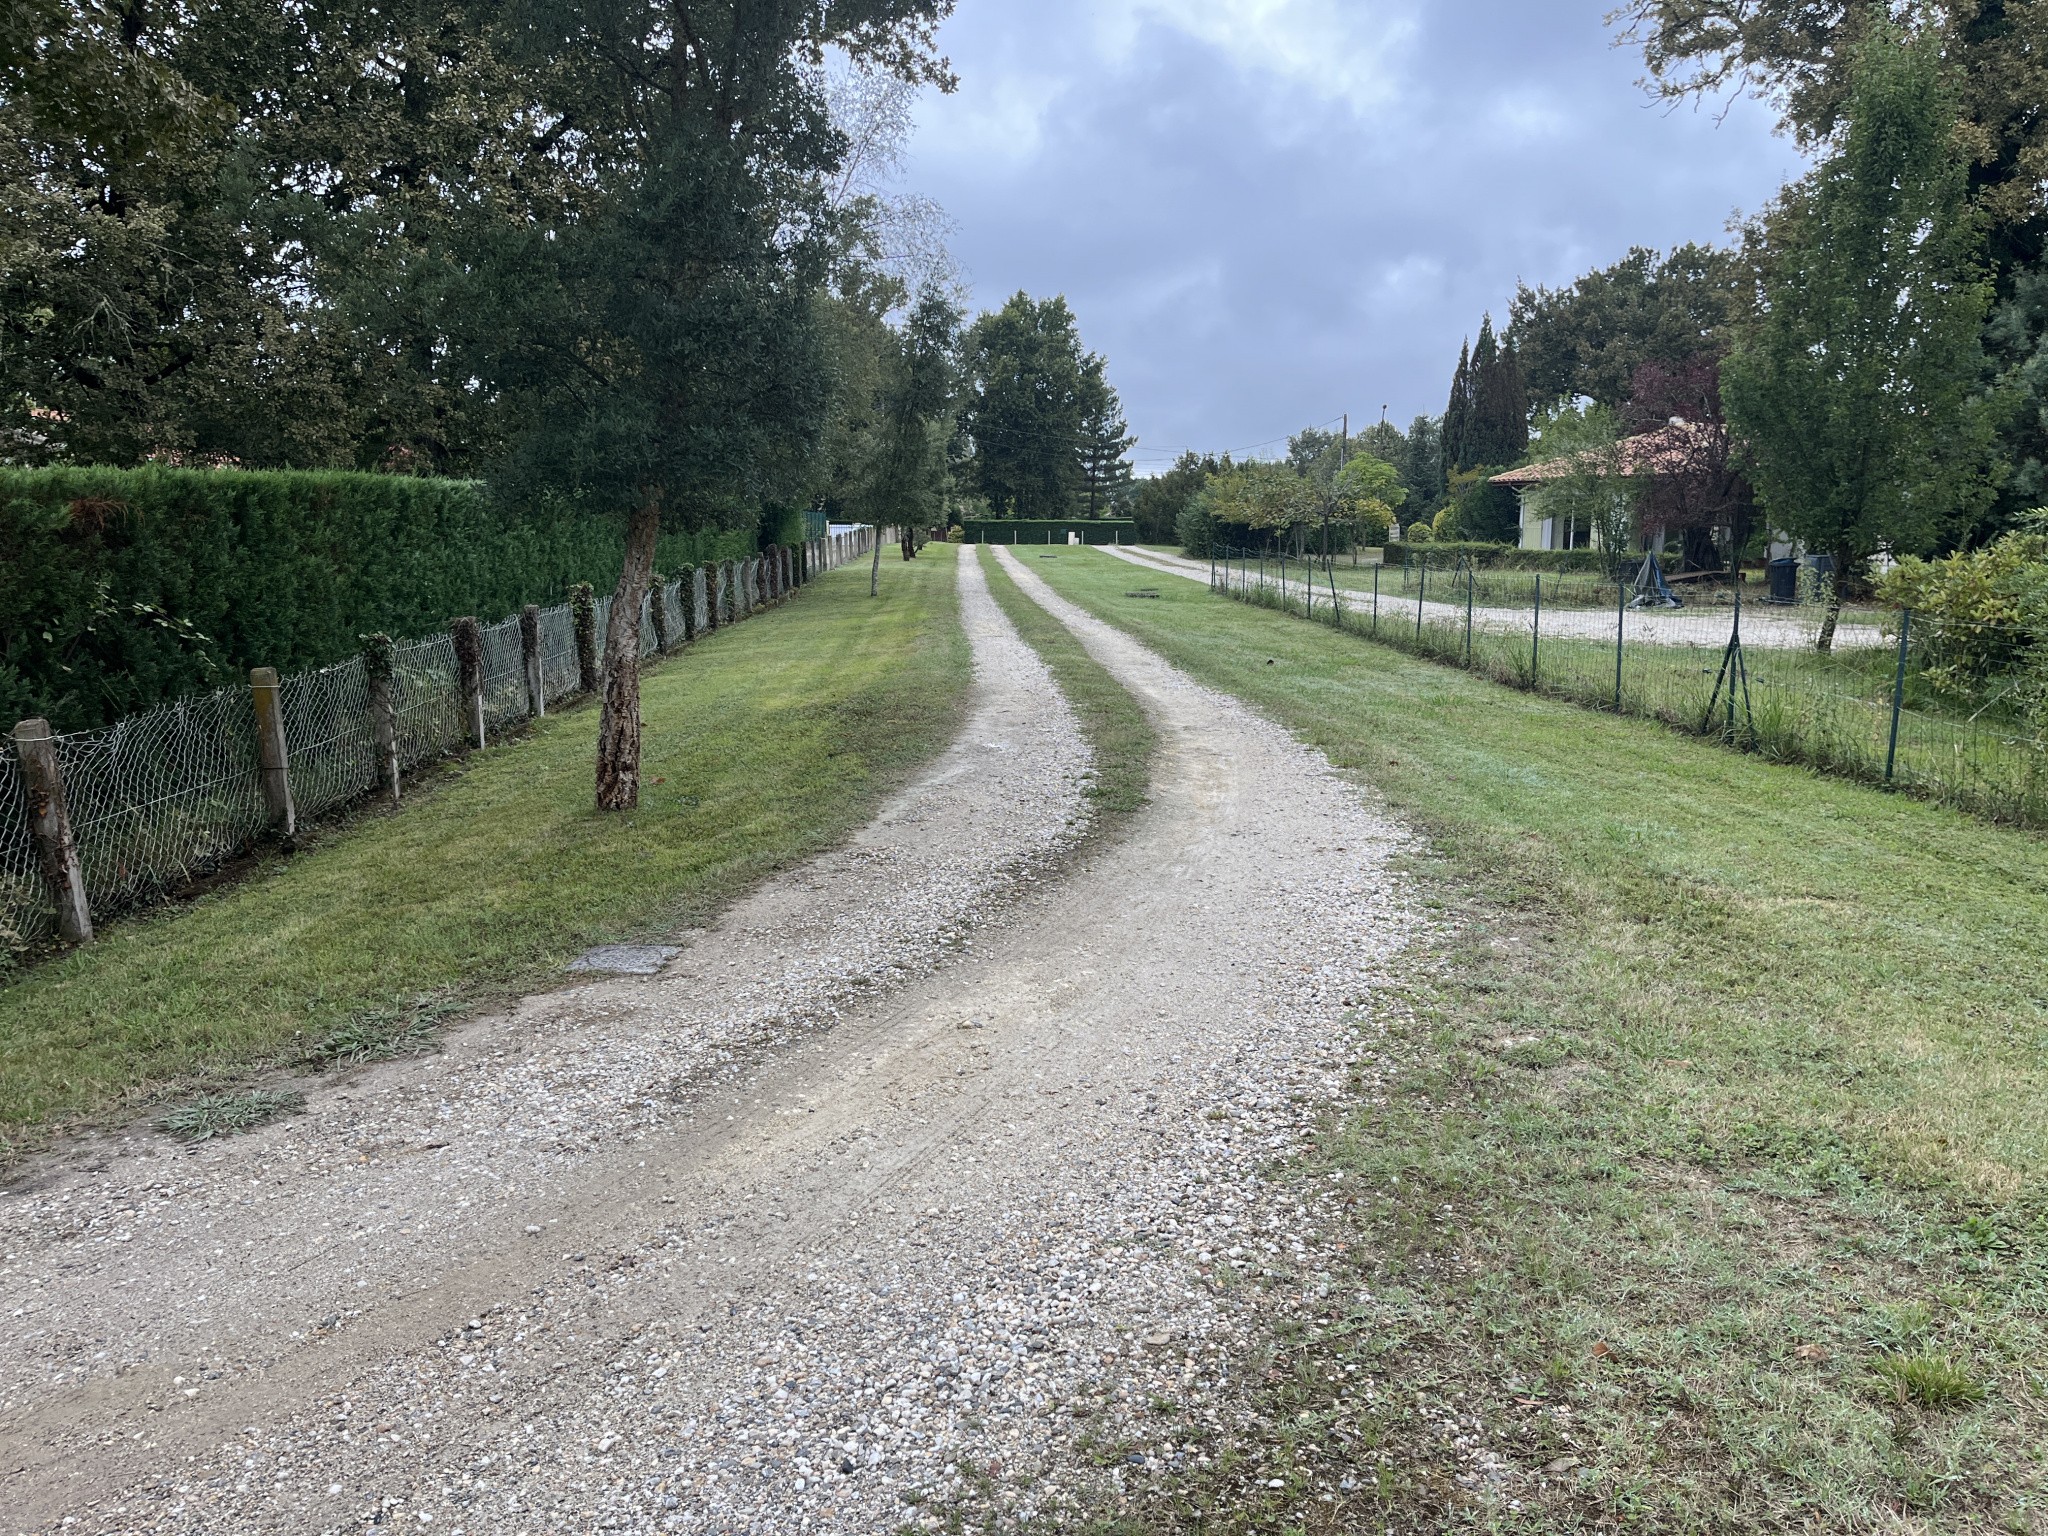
[977,546,1155,833]
[1028,549,2047,1533]
[0,557,968,1156]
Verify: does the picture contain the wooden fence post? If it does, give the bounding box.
[249,668,297,840]
[521,605,545,718]
[681,569,699,642]
[363,635,401,804]
[451,616,485,750]
[12,718,92,944]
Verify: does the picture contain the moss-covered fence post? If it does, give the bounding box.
[649,570,670,653]
[363,632,401,802]
[519,605,544,718]
[451,616,484,750]
[571,582,599,693]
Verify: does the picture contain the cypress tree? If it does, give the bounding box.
[1465,315,1528,468]
[1439,340,1472,492]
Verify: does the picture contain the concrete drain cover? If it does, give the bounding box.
[567,944,680,976]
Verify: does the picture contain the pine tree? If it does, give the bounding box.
[1077,355,1136,517]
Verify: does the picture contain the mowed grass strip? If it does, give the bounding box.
[0,557,968,1153]
[1029,549,2047,1532]
[977,546,1155,832]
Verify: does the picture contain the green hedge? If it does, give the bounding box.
[1,466,753,729]
[1385,540,1615,573]
[962,519,1137,546]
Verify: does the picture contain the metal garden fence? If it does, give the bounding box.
[1209,545,2048,830]
[2,529,884,956]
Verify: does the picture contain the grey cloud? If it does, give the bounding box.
[904,0,1802,466]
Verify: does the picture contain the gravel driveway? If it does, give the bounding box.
[3,546,1426,1534]
[1109,543,1888,651]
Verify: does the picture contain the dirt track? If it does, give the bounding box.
[2,546,1424,1533]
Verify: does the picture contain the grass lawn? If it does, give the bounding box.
[1029,549,2047,1533]
[0,556,968,1156]
[977,546,1154,835]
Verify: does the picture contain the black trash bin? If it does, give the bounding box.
[1766,557,1798,604]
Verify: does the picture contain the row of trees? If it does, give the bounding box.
[1426,5,2048,648]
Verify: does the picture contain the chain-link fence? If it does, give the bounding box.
[2,528,881,956]
[1210,546,2048,829]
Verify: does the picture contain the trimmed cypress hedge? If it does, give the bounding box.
[961,519,1137,546]
[1,466,753,729]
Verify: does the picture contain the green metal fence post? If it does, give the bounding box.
[1614,575,1626,710]
[1464,568,1474,665]
[1415,561,1426,644]
[1885,608,1912,783]
[1531,572,1542,686]
[1372,563,1380,635]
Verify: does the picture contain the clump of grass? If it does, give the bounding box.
[158,1089,305,1142]
[1873,1351,1987,1408]
[304,993,461,1067]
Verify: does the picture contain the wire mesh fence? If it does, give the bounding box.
[52,684,269,922]
[1,528,882,957]
[1210,546,2048,829]
[0,742,46,954]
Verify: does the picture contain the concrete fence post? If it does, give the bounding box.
[520,605,545,718]
[451,616,485,750]
[249,668,297,840]
[12,717,92,944]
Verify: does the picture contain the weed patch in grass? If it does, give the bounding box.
[1873,1351,1988,1408]
[302,993,463,1067]
[157,1089,305,1142]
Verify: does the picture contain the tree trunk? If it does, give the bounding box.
[595,491,661,811]
[869,526,882,597]
[1815,546,1850,655]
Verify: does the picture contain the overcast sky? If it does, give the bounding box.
[899,0,1804,472]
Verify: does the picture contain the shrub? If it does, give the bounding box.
[1877,512,2048,694]
[1177,502,1218,559]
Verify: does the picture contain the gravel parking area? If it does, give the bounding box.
[3,546,1430,1533]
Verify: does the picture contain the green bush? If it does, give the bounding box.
[1176,503,1217,559]
[0,465,752,729]
[1878,511,2048,699]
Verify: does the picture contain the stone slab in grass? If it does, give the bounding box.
[566,944,681,976]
